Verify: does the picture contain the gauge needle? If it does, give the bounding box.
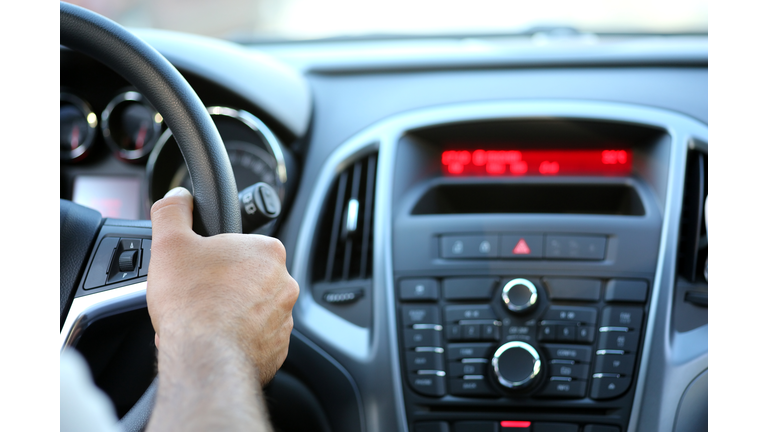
[70,125,80,150]
[136,121,148,150]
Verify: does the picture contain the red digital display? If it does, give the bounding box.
[441,148,632,177]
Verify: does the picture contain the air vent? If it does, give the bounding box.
[677,150,708,283]
[313,152,378,283]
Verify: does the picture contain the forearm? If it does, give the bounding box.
[146,328,272,432]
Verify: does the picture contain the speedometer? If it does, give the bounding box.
[146,107,293,232]
[170,141,279,194]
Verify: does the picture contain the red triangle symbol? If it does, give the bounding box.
[512,238,531,255]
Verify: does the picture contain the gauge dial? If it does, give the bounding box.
[170,141,278,194]
[102,91,162,161]
[60,93,98,162]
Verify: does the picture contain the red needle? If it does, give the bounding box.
[135,121,148,150]
[70,125,80,150]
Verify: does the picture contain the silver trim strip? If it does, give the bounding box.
[600,326,630,333]
[597,349,626,356]
[412,324,443,331]
[463,375,485,380]
[416,370,446,377]
[461,358,489,364]
[414,347,444,353]
[593,373,622,379]
[60,281,148,351]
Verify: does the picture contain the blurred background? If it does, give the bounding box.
[66,0,707,41]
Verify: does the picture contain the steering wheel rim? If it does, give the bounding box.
[60,1,241,236]
[60,2,241,430]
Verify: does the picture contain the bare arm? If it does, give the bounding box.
[145,187,299,432]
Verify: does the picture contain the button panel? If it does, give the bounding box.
[84,236,151,290]
[397,273,647,428]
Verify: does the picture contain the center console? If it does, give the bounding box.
[391,119,666,432]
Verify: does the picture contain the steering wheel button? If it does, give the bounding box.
[139,239,151,277]
[118,250,138,272]
[120,238,141,250]
[83,237,119,289]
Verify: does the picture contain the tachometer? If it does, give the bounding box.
[60,93,98,162]
[146,107,292,233]
[102,90,163,162]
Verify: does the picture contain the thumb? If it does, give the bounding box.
[150,187,195,239]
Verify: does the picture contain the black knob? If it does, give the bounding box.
[501,278,538,313]
[238,182,281,233]
[492,341,541,389]
[118,250,137,272]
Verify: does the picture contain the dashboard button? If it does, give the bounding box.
[407,351,445,372]
[598,329,639,352]
[538,378,587,398]
[449,377,497,397]
[538,324,557,342]
[543,277,601,301]
[444,305,498,323]
[543,306,598,324]
[577,326,595,343]
[443,277,497,300]
[549,362,589,380]
[545,235,606,260]
[139,239,151,277]
[583,425,620,432]
[462,324,481,341]
[404,329,442,349]
[449,361,486,377]
[590,374,631,399]
[83,237,119,289]
[446,325,462,341]
[400,278,439,301]
[557,325,576,341]
[543,344,592,363]
[500,234,543,258]
[447,343,494,361]
[481,324,500,341]
[402,305,440,327]
[409,372,446,397]
[605,279,648,303]
[594,353,635,375]
[600,306,644,329]
[440,235,499,259]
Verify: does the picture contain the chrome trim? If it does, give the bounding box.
[593,373,622,379]
[457,319,500,325]
[416,370,446,377]
[550,359,576,365]
[596,349,626,356]
[208,106,289,185]
[599,326,630,333]
[146,106,288,209]
[60,281,148,351]
[492,341,541,389]
[501,278,538,313]
[461,358,489,364]
[414,347,444,353]
[101,90,162,161]
[60,92,98,161]
[550,376,573,382]
[412,324,443,331]
[463,375,485,380]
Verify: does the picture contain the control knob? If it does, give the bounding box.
[492,341,541,389]
[501,278,538,313]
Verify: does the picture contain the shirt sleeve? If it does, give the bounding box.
[60,348,123,432]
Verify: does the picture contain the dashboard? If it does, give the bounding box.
[60,28,708,432]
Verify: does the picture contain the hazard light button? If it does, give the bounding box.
[500,234,543,259]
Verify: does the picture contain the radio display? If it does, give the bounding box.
[441,147,632,177]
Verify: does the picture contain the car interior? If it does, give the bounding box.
[59,2,708,431]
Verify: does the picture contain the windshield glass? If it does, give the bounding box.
[68,0,707,41]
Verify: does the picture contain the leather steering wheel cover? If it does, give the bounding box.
[60,2,241,235]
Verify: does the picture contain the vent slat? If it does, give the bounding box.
[359,154,377,278]
[325,170,348,282]
[313,150,378,283]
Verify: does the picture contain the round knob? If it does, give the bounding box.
[492,341,541,389]
[501,278,538,313]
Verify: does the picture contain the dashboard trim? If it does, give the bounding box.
[291,98,707,432]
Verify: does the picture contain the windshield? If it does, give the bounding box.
[68,0,707,41]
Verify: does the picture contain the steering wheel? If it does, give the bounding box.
[60,1,241,430]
